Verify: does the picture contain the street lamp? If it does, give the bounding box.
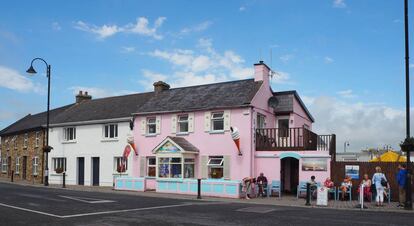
[344,141,350,153]
[404,0,413,210]
[26,58,53,186]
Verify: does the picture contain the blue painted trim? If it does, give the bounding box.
[279,152,301,160]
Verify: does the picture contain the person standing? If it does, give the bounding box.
[397,164,407,207]
[372,166,388,207]
[257,173,268,197]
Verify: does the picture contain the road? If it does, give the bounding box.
[0,182,412,226]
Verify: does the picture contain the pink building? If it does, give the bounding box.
[115,61,336,198]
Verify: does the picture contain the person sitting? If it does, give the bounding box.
[324,177,334,189]
[242,177,255,199]
[257,173,268,197]
[309,176,318,199]
[357,173,372,202]
[340,176,352,201]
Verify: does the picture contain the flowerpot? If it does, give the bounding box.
[400,143,414,152]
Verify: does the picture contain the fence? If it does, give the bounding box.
[331,161,414,201]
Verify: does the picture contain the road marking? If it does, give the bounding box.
[61,203,194,218]
[59,195,115,204]
[0,202,63,218]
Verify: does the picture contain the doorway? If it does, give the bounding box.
[92,157,100,186]
[22,156,27,180]
[280,157,299,194]
[78,157,84,185]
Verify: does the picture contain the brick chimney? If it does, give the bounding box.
[76,91,92,103]
[153,81,170,94]
[254,60,271,88]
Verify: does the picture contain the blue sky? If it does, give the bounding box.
[0,0,413,151]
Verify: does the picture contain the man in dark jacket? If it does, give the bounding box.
[397,164,407,207]
[257,173,268,197]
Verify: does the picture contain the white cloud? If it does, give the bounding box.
[69,86,135,98]
[308,96,409,152]
[178,21,212,36]
[239,6,246,11]
[74,17,166,40]
[52,22,62,31]
[121,46,136,53]
[271,71,291,84]
[0,65,42,93]
[337,89,356,98]
[324,56,334,64]
[279,54,294,63]
[333,0,346,8]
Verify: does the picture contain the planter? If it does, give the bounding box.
[55,168,64,174]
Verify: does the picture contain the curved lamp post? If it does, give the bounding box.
[26,58,52,186]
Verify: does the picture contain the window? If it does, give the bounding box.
[147,118,156,134]
[35,132,40,148]
[12,136,17,149]
[114,157,127,173]
[33,156,39,175]
[15,156,20,174]
[2,157,7,173]
[257,114,266,129]
[147,157,156,177]
[53,158,66,172]
[207,156,224,179]
[278,119,289,137]
[23,133,28,148]
[63,127,76,141]
[104,124,118,139]
[211,112,224,131]
[184,158,195,178]
[177,115,189,133]
[158,157,182,178]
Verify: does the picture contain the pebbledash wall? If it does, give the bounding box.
[115,62,331,198]
[48,121,134,186]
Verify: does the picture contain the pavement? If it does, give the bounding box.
[0,179,413,225]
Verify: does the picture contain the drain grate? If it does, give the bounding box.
[236,206,277,213]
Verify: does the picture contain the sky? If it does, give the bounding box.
[0,0,413,152]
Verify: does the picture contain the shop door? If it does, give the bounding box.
[280,157,299,194]
[78,157,84,185]
[22,156,27,180]
[92,157,100,186]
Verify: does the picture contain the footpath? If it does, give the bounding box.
[0,178,412,214]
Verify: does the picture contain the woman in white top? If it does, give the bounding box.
[372,166,387,206]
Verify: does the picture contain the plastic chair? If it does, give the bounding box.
[327,187,337,200]
[337,185,352,201]
[297,181,308,198]
[267,181,281,198]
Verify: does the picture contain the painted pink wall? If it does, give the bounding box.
[292,98,313,130]
[133,107,253,180]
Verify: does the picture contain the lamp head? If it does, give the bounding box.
[26,65,37,74]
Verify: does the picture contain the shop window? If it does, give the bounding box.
[53,158,66,173]
[177,115,189,133]
[114,157,127,173]
[147,157,156,177]
[184,158,195,178]
[207,156,224,179]
[33,156,39,176]
[158,157,183,178]
[15,156,20,174]
[63,127,76,141]
[147,118,157,135]
[211,112,224,131]
[104,124,118,139]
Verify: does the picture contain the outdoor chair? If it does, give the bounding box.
[267,180,281,198]
[296,181,307,198]
[327,187,337,200]
[337,185,352,201]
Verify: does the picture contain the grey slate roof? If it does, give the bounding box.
[50,92,154,125]
[168,136,199,153]
[273,91,315,122]
[134,79,262,114]
[0,104,74,136]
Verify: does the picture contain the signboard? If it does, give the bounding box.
[345,165,359,180]
[316,186,328,206]
[302,158,327,171]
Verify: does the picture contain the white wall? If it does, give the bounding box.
[48,121,136,186]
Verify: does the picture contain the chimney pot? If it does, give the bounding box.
[153,81,170,94]
[76,90,92,103]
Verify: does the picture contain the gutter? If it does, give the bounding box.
[47,117,132,127]
[132,104,252,116]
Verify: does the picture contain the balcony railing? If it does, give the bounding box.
[255,127,336,153]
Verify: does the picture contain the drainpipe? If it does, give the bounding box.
[250,107,254,178]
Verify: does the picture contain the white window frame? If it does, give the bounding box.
[157,157,195,179]
[207,156,224,179]
[15,156,20,174]
[211,112,224,132]
[147,157,156,177]
[52,158,66,172]
[177,114,189,134]
[103,124,118,139]
[33,156,39,176]
[147,117,157,135]
[114,156,127,173]
[2,157,7,173]
[23,133,28,148]
[35,132,40,148]
[63,127,76,142]
[183,158,195,179]
[12,136,17,149]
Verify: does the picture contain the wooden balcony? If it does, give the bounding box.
[255,128,336,153]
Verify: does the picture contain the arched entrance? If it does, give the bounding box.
[280,153,300,194]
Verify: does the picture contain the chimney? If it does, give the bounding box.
[76,90,92,103]
[153,81,170,94]
[254,60,271,87]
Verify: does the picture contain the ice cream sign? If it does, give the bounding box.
[231,126,242,156]
[157,141,180,153]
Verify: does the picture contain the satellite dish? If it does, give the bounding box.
[268,96,279,108]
